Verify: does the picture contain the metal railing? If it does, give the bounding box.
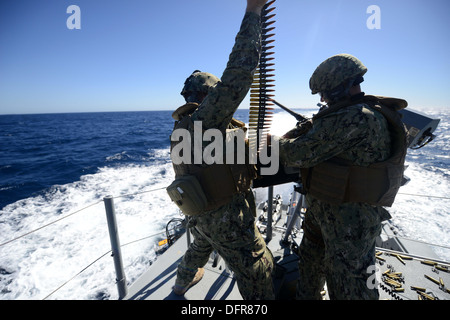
[0,187,170,300]
[0,188,449,300]
[104,196,127,299]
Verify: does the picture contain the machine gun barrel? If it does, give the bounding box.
[268,98,308,122]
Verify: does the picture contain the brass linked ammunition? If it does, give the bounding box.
[421,260,437,266]
[418,291,435,300]
[410,286,426,292]
[376,255,385,261]
[248,0,276,154]
[424,274,440,285]
[395,254,405,265]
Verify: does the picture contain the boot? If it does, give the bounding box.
[173,268,205,295]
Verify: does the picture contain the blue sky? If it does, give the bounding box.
[0,0,449,114]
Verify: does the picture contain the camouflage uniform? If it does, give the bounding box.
[278,101,394,300]
[174,12,275,300]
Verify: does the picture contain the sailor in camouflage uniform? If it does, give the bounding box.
[169,0,274,300]
[275,54,408,299]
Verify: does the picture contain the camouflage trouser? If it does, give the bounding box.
[296,196,391,300]
[175,192,275,300]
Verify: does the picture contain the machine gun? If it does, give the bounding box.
[399,109,440,149]
[269,97,441,150]
[253,99,305,189]
[252,100,441,189]
[268,98,309,123]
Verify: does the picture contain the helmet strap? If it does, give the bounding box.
[323,76,364,104]
[184,92,207,104]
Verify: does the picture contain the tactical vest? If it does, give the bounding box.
[170,103,257,212]
[300,95,408,207]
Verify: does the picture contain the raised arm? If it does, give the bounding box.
[192,0,268,131]
[246,0,269,15]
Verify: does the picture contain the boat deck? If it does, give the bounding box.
[125,200,450,301]
[124,233,242,300]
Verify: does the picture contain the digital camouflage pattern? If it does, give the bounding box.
[297,198,391,299]
[191,12,263,132]
[181,71,220,96]
[180,71,220,103]
[278,101,394,299]
[309,54,368,94]
[173,11,275,300]
[176,192,274,300]
[279,103,391,168]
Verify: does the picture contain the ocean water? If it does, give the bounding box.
[0,107,448,300]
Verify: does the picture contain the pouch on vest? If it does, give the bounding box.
[166,175,208,216]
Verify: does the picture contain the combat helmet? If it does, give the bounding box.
[309,54,367,102]
[181,70,220,103]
